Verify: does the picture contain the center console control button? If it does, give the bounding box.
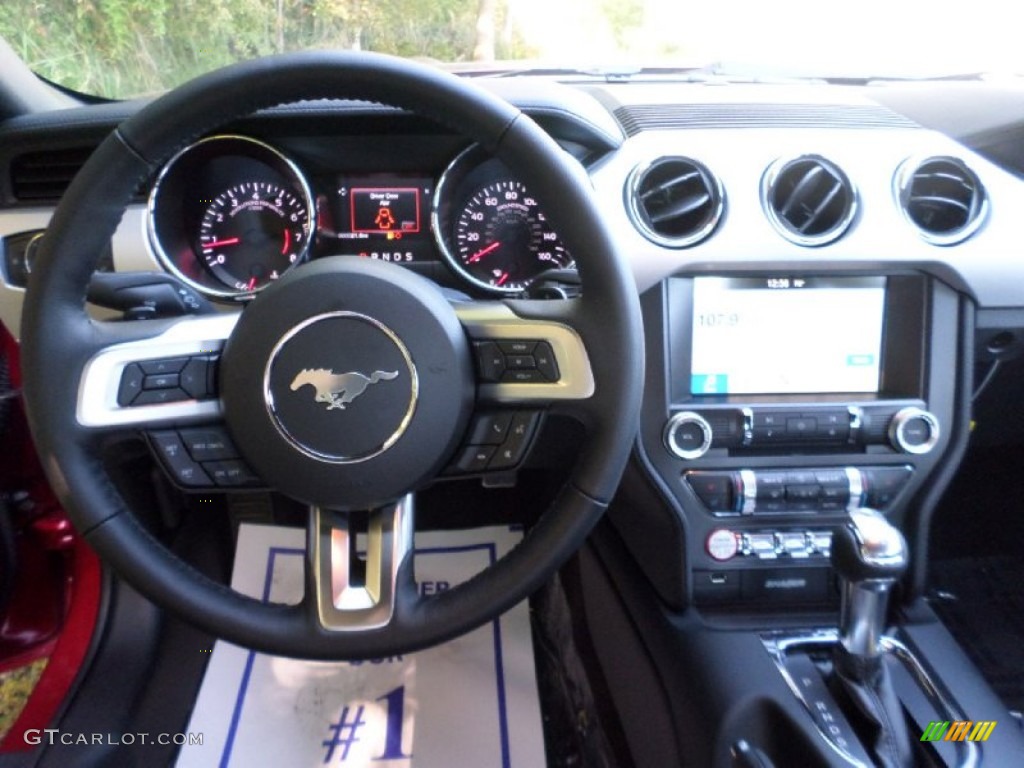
[686,472,737,514]
[706,529,740,561]
[685,466,912,516]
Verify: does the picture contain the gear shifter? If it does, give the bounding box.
[830,508,912,768]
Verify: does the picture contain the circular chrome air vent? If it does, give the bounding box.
[626,157,724,248]
[894,156,988,245]
[761,154,857,246]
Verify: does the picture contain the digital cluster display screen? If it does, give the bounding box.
[690,276,887,395]
[327,176,435,262]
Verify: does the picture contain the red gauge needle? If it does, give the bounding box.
[246,277,258,291]
[496,272,510,287]
[468,241,501,263]
[202,237,240,249]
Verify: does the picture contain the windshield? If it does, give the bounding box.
[0,0,1019,100]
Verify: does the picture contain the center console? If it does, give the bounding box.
[583,269,1024,765]
[634,271,960,612]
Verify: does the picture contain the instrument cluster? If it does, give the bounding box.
[146,134,574,300]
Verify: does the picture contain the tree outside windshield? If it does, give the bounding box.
[0,0,1019,100]
[0,0,648,99]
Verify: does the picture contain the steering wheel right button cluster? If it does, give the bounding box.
[473,340,560,383]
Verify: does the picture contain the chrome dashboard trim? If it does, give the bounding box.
[146,134,316,300]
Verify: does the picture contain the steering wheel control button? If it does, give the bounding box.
[179,356,213,399]
[488,411,540,470]
[664,411,713,460]
[889,407,940,454]
[473,342,506,382]
[204,460,261,487]
[180,427,238,462]
[149,431,212,488]
[466,412,514,445]
[533,342,559,381]
[140,358,188,375]
[498,340,536,355]
[501,368,546,383]
[143,373,180,390]
[452,445,497,473]
[117,363,145,406]
[134,387,189,406]
[474,339,561,384]
[706,529,740,561]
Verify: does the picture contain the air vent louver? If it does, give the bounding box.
[895,156,986,245]
[626,157,724,248]
[761,155,856,246]
[9,146,95,203]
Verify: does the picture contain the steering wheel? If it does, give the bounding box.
[19,51,643,660]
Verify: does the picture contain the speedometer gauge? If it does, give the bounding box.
[433,145,575,295]
[453,180,572,292]
[198,182,310,292]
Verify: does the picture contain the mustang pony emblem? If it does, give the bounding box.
[289,368,399,410]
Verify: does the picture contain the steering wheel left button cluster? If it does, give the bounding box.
[117,355,219,407]
[148,427,263,490]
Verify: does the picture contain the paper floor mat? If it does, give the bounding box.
[177,524,544,768]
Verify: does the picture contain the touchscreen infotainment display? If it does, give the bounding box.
[690,276,886,395]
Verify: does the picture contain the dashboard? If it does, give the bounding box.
[3,79,1024,576]
[6,69,1024,767]
[144,133,573,299]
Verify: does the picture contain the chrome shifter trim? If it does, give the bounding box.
[761,629,981,768]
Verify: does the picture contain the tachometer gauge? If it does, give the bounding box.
[198,182,310,292]
[453,180,572,293]
[147,135,315,300]
[433,145,575,295]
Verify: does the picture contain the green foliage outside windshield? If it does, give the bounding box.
[1,0,641,99]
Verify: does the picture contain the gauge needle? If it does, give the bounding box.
[496,272,510,287]
[246,277,257,291]
[468,241,501,263]
[202,237,240,249]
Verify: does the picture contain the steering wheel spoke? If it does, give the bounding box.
[455,299,595,405]
[306,495,415,632]
[76,312,237,430]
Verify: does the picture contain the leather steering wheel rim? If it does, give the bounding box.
[20,51,643,659]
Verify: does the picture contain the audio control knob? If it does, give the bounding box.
[888,407,940,455]
[664,411,713,460]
